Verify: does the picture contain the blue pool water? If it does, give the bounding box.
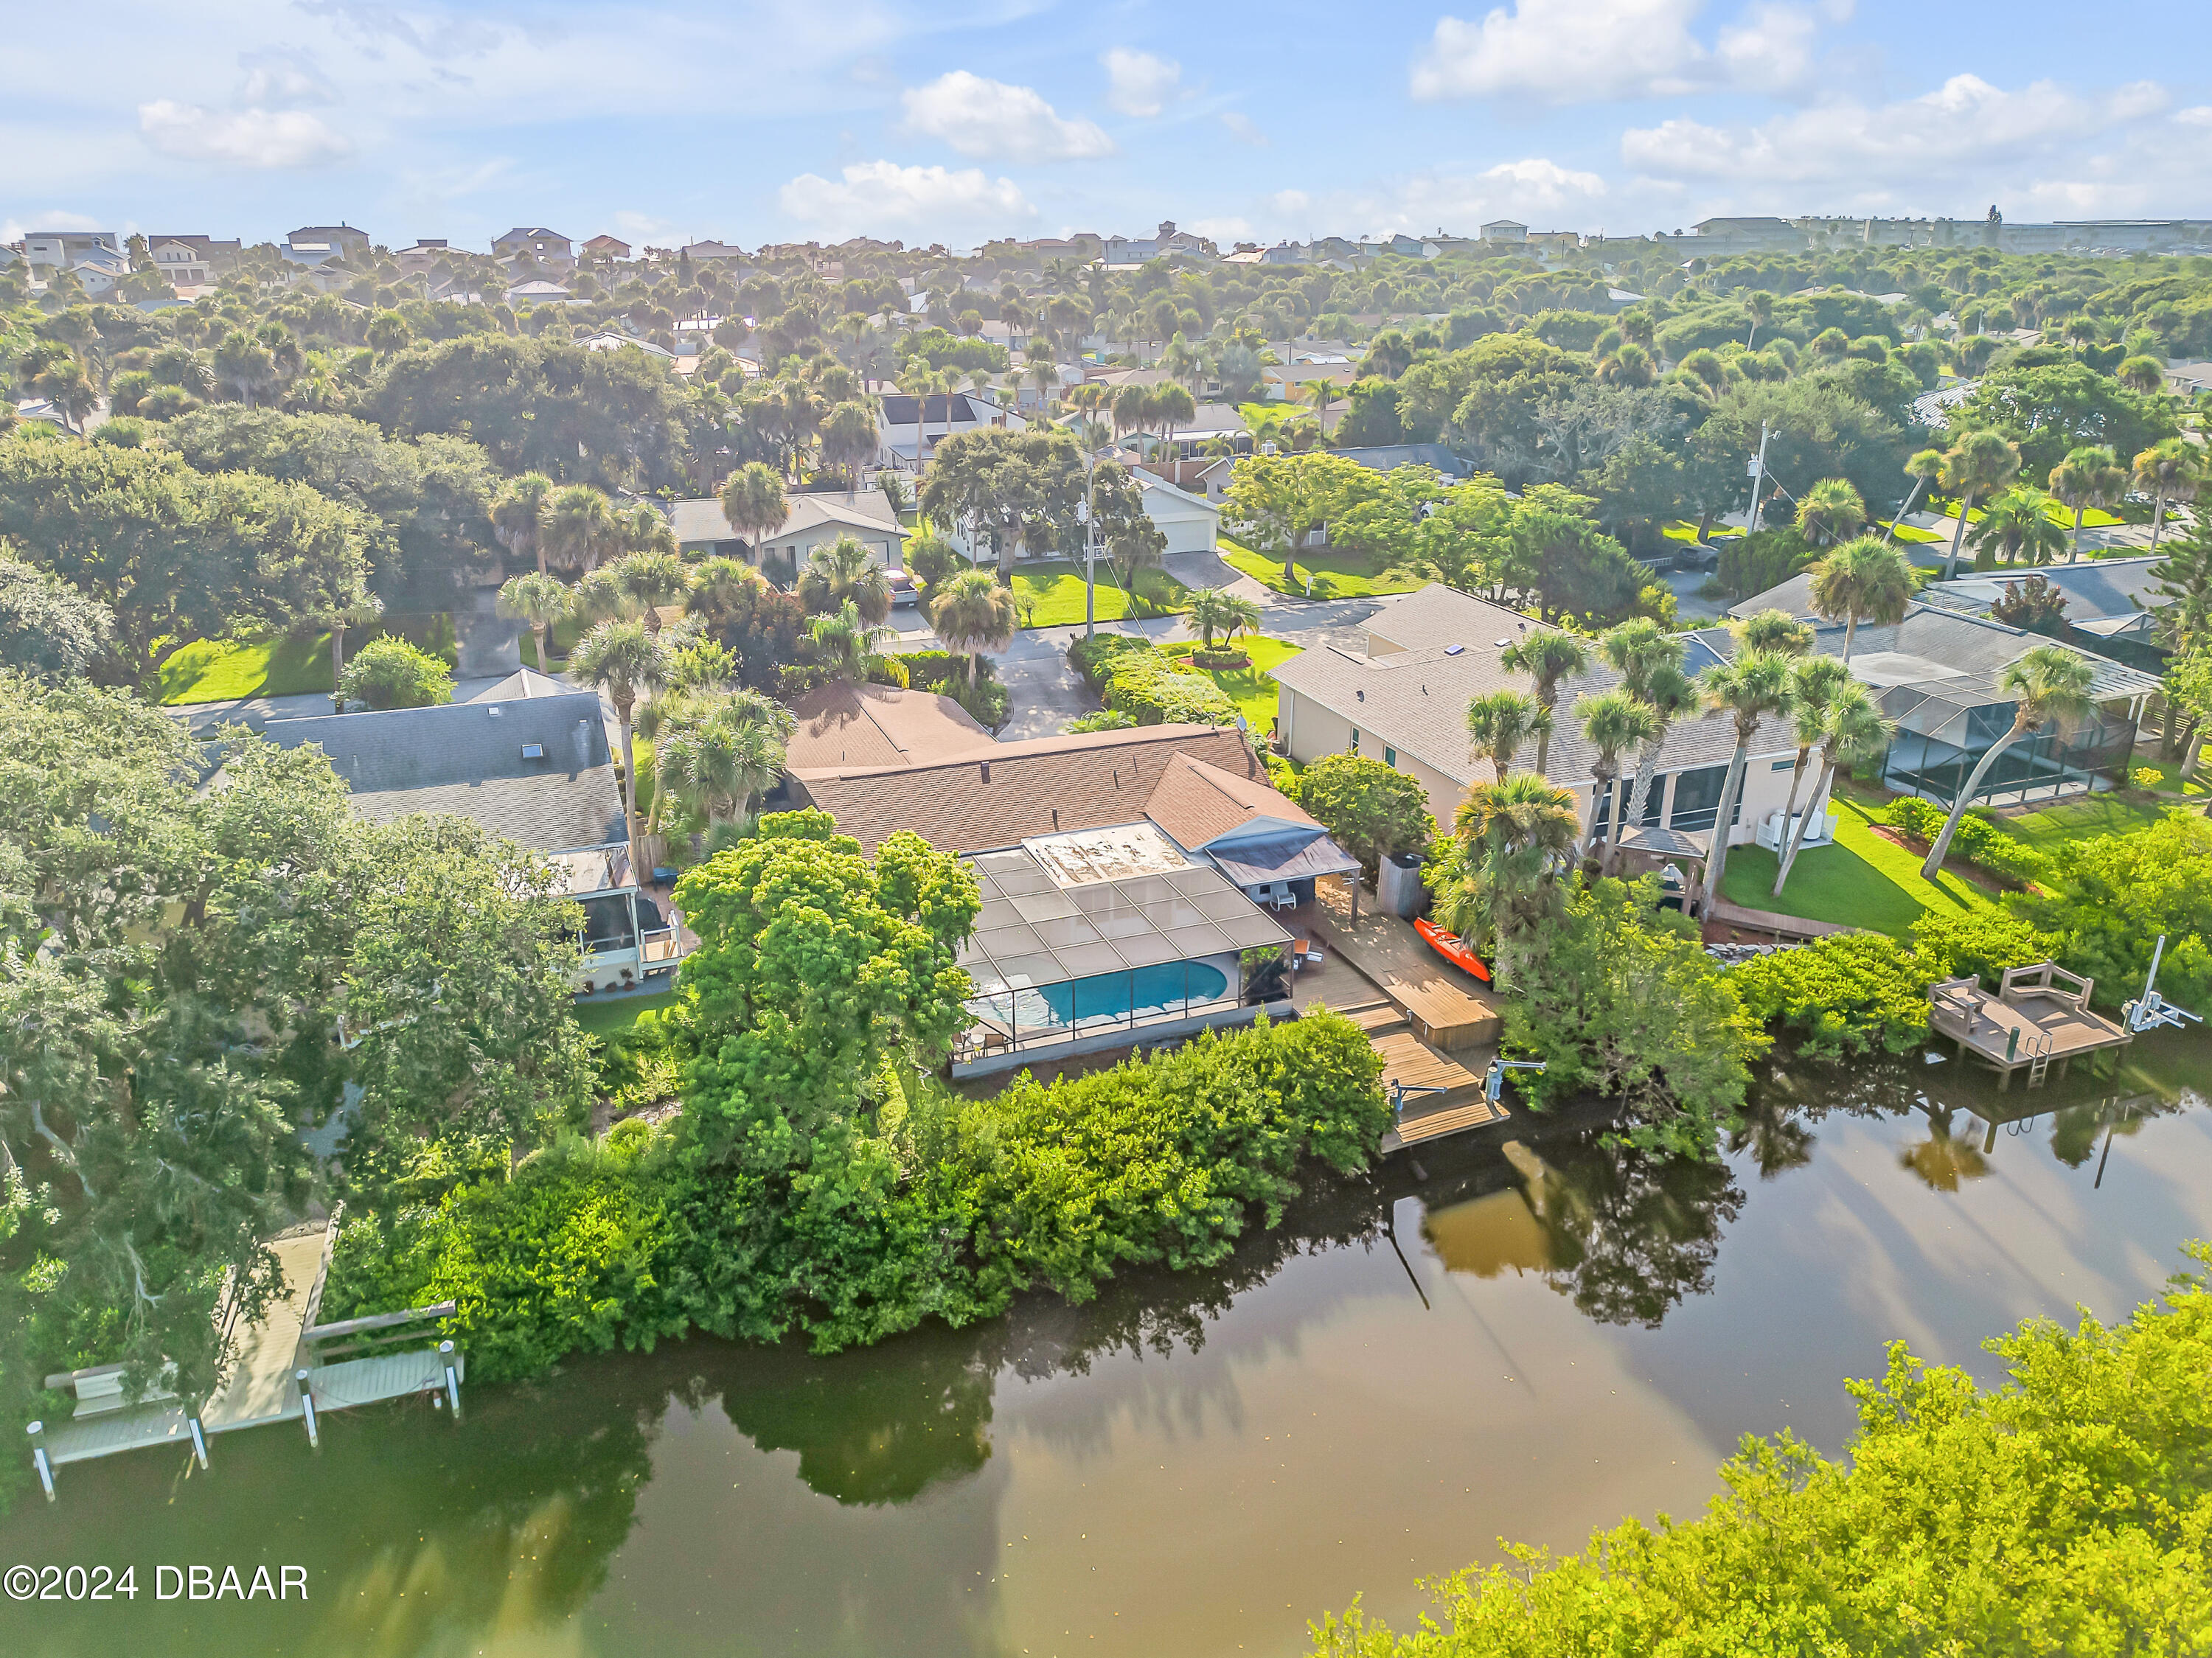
[1029,960,1230,1026]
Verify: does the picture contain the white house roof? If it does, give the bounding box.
[664,490,906,548]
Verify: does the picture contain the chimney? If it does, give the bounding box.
[1051,807,1060,831]
[980,759,991,783]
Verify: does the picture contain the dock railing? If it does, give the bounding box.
[1999,961,2093,1012]
[301,1301,459,1365]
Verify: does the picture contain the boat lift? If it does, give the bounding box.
[2122,936,2204,1036]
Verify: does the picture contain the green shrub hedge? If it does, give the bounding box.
[1727,933,1940,1057]
[323,1012,1388,1375]
[1882,796,2051,888]
[1068,632,1237,725]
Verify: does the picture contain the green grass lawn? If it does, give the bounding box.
[1163,634,1301,729]
[1877,520,1947,545]
[158,614,459,705]
[518,614,585,670]
[2123,758,2209,798]
[1984,792,2166,846]
[1218,536,1426,600]
[1719,786,1996,937]
[1009,560,1187,627]
[574,988,677,1038]
[159,633,336,703]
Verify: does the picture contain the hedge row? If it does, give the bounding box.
[1882,796,2051,888]
[1067,634,1236,726]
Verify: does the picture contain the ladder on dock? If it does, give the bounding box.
[2025,1030,2054,1088]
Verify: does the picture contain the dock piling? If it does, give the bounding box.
[27,1421,55,1502]
[296,1370,319,1450]
[440,1342,462,1422]
[187,1414,209,1470]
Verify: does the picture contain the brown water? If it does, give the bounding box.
[7,1034,2209,1658]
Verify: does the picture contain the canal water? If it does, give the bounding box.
[8,1033,2209,1658]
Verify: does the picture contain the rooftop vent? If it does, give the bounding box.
[1444,644,1465,655]
[488,706,501,717]
[980,759,991,783]
[521,743,544,759]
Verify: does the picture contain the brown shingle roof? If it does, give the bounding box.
[784,683,991,771]
[790,724,1259,854]
[1142,753,1314,849]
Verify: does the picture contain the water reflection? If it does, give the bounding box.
[4,1036,2205,1658]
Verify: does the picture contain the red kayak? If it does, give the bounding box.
[1415,917,1492,983]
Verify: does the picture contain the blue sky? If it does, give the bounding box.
[7,0,2211,252]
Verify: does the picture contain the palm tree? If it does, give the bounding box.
[493,472,556,574]
[1160,333,1203,401]
[498,571,571,673]
[1110,383,1155,450]
[543,484,622,574]
[619,502,678,559]
[1919,644,2096,878]
[567,619,670,881]
[1733,609,1815,657]
[928,568,1018,687]
[31,358,98,433]
[1743,290,1774,352]
[1573,689,1659,868]
[2048,445,2126,563]
[818,400,881,497]
[648,689,794,855]
[1499,630,1592,777]
[1966,488,2067,568]
[1884,447,1947,547]
[2134,438,2200,551]
[1807,536,1916,662]
[610,550,692,634]
[686,556,762,628]
[325,591,384,712]
[1187,588,1259,649]
[718,461,790,564]
[1301,377,1341,432]
[1443,772,1582,966]
[807,598,894,684]
[1596,343,1655,387]
[1465,689,1545,781]
[2118,355,2166,395]
[1938,430,2022,579]
[1794,478,1867,547]
[1775,655,1852,826]
[1697,650,1798,905]
[1151,383,1196,460]
[795,532,893,624]
[1622,664,1698,829]
[1773,683,1891,897]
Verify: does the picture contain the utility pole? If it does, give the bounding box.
[1080,445,1098,641]
[1747,420,1773,536]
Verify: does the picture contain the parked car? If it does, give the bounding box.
[883,566,920,607]
[1674,539,1721,571]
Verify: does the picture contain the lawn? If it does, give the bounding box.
[1163,634,1301,730]
[518,614,585,670]
[158,613,459,705]
[159,633,335,703]
[1218,536,1426,600]
[574,987,677,1038]
[1719,785,1995,938]
[1009,560,1188,627]
[1985,791,2166,847]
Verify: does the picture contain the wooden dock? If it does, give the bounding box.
[29,1216,462,1495]
[1350,1004,1507,1152]
[1929,961,2133,1089]
[1313,882,1501,1053]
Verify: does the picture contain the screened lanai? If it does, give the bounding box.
[953,824,1293,1067]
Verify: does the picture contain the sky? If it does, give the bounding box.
[7,0,2212,254]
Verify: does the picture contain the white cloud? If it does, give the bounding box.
[2180,106,2212,127]
[901,70,1113,161]
[1412,0,1708,102]
[1102,48,1182,117]
[1411,0,1847,104]
[138,100,352,168]
[1189,216,1251,242]
[779,159,1034,235]
[1267,189,1312,218]
[2,209,101,241]
[1621,74,2165,187]
[1220,111,1269,146]
[236,49,338,108]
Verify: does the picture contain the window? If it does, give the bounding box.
[1383,746,1397,767]
[1668,764,1733,833]
[1349,728,1360,753]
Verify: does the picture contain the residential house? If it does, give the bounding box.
[1261,241,1312,264]
[1684,605,2160,811]
[504,279,575,307]
[581,234,633,262]
[783,682,992,773]
[790,723,1344,1072]
[877,388,1026,465]
[147,235,240,288]
[663,490,908,577]
[282,224,371,266]
[67,245,128,295]
[1273,584,1807,864]
[1916,556,2175,671]
[579,329,677,360]
[220,677,678,994]
[393,239,452,276]
[1478,220,1528,245]
[1329,443,1474,479]
[1132,469,1223,554]
[1103,220,1214,265]
[492,227,575,274]
[678,240,748,265]
[24,230,119,271]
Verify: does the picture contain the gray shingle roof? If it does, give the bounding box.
[1921,554,2168,625]
[1274,585,1793,790]
[235,692,626,853]
[665,492,905,549]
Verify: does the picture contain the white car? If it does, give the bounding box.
[883,566,921,607]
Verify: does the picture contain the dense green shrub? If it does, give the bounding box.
[1908,908,2062,984]
[1882,796,2051,887]
[1067,631,1156,689]
[1312,1248,2212,1657]
[894,649,998,692]
[322,1132,688,1382]
[1728,933,1939,1057]
[1071,638,1237,726]
[2020,812,2212,1011]
[1295,753,1435,878]
[327,1011,1389,1373]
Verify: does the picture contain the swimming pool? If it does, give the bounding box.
[1019,960,1231,1028]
